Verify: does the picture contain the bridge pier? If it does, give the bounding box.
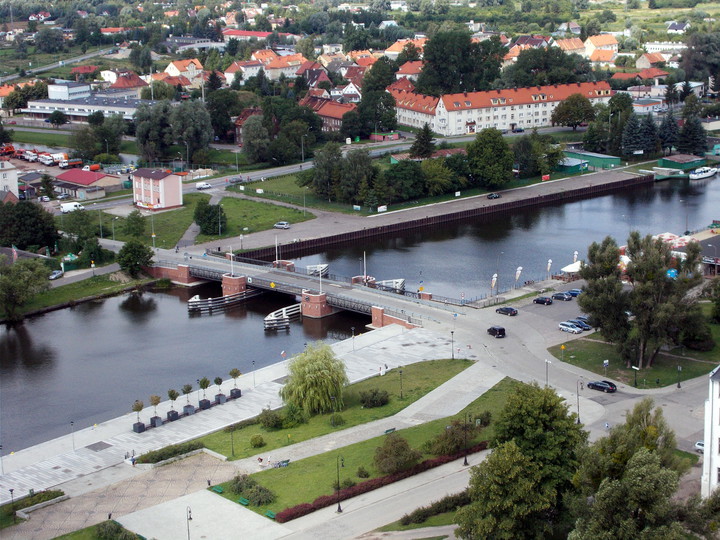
[301,290,337,318]
[222,274,247,296]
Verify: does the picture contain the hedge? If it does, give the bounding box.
[274,441,487,523]
[135,441,204,464]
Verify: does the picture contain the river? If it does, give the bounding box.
[1,175,718,452]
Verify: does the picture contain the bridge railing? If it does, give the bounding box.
[326,295,373,315]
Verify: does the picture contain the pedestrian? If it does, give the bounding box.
[604,422,609,430]
[175,245,179,253]
[131,457,136,467]
[580,381,584,390]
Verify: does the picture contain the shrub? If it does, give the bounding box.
[283,402,308,428]
[359,388,389,408]
[96,520,139,539]
[246,484,276,506]
[400,489,471,525]
[250,434,265,448]
[341,478,356,489]
[331,414,345,426]
[259,408,283,430]
[230,474,257,494]
[135,441,204,464]
[223,417,258,432]
[423,420,477,456]
[357,466,370,478]
[476,411,492,427]
[374,433,422,474]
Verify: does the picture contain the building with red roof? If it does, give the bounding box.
[234,107,263,146]
[299,97,356,132]
[54,169,122,199]
[221,29,300,43]
[109,72,149,98]
[396,61,423,81]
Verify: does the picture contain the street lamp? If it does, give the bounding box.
[677,364,682,388]
[632,365,640,387]
[463,412,471,466]
[230,428,235,456]
[331,395,336,427]
[112,216,119,241]
[9,488,15,523]
[252,360,256,387]
[351,326,355,351]
[679,198,689,234]
[709,243,718,275]
[496,251,503,294]
[301,134,307,164]
[336,455,344,513]
[229,246,234,276]
[451,330,454,359]
[186,506,192,540]
[70,420,75,451]
[184,141,190,169]
[95,204,103,239]
[544,359,551,387]
[151,213,156,249]
[218,204,223,236]
[399,369,403,399]
[576,378,582,424]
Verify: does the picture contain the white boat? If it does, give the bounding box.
[689,167,718,180]
[306,263,329,277]
[376,278,406,291]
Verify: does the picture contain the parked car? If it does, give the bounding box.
[567,288,583,297]
[576,315,590,323]
[587,380,617,393]
[273,221,290,229]
[7,120,16,125]
[559,321,582,334]
[195,182,212,190]
[567,319,591,331]
[695,441,705,454]
[552,292,573,301]
[48,270,64,280]
[57,193,70,200]
[496,306,518,316]
[39,195,50,202]
[487,193,501,200]
[533,296,553,305]
[512,127,525,133]
[487,326,506,338]
[228,176,243,184]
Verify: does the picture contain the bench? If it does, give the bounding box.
[211,486,224,494]
[265,510,276,520]
[384,427,396,435]
[237,497,250,506]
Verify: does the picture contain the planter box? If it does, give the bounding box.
[183,404,196,416]
[199,399,211,410]
[133,422,146,433]
[167,410,180,422]
[150,416,163,428]
[230,388,242,399]
[215,393,227,405]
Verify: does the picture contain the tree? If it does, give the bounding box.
[383,160,424,202]
[0,120,12,145]
[677,115,708,156]
[640,113,660,156]
[171,101,213,164]
[87,111,105,127]
[514,131,565,178]
[0,201,58,250]
[198,377,210,400]
[229,368,241,388]
[134,101,176,163]
[48,110,68,129]
[279,342,348,414]
[621,113,643,156]
[70,125,100,161]
[302,142,343,201]
[35,28,65,54]
[205,71,223,94]
[467,129,513,188]
[194,200,226,235]
[339,149,374,204]
[341,110,363,140]
[117,239,154,278]
[63,209,96,251]
[456,441,555,539]
[551,94,595,131]
[421,158,454,196]
[0,256,51,322]
[168,389,179,410]
[149,394,161,417]
[409,123,435,158]
[123,210,146,238]
[243,115,270,163]
[373,433,422,474]
[579,232,704,368]
[582,120,609,153]
[682,93,702,120]
[493,383,586,501]
[39,174,55,199]
[182,383,193,404]
[658,110,679,153]
[140,81,175,101]
[504,48,591,88]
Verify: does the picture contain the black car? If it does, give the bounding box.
[587,380,617,393]
[487,193,501,199]
[533,296,553,305]
[567,319,591,331]
[512,127,525,133]
[552,292,573,301]
[487,326,506,338]
[496,306,518,316]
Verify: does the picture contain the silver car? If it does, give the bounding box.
[559,321,582,334]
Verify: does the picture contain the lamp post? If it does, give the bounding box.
[632,365,639,387]
[9,488,15,523]
[229,245,234,276]
[186,506,192,540]
[112,216,118,241]
[70,420,75,451]
[709,243,718,275]
[185,141,190,168]
[230,429,235,456]
[677,364,682,388]
[301,134,307,164]
[336,455,344,513]
[218,204,222,236]
[151,213,156,249]
[544,359,551,387]
[451,330,454,359]
[576,378,582,424]
[0,444,3,475]
[252,360,256,387]
[104,139,109,154]
[463,412,471,466]
[496,251,503,294]
[679,198,689,234]
[351,326,355,351]
[94,204,103,239]
[399,369,403,399]
[331,395,336,427]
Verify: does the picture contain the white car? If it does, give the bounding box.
[695,441,705,453]
[273,221,290,229]
[559,321,582,334]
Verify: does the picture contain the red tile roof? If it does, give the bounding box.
[611,72,638,80]
[56,170,117,186]
[397,61,423,75]
[386,38,428,54]
[317,100,356,120]
[387,77,416,92]
[589,50,616,62]
[355,56,378,67]
[641,52,666,65]
[70,65,98,74]
[639,67,669,79]
[265,53,307,70]
[388,89,439,114]
[109,71,149,89]
[296,60,323,76]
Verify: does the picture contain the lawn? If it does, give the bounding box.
[214,377,519,516]
[195,196,314,243]
[198,359,473,459]
[378,511,456,532]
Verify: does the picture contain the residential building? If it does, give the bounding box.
[396,61,423,81]
[556,21,582,35]
[553,37,585,56]
[589,49,617,68]
[299,96,356,131]
[108,72,149,98]
[48,82,91,101]
[583,34,619,58]
[70,65,98,81]
[264,53,308,80]
[234,107,263,146]
[702,365,720,498]
[667,21,690,34]
[252,49,279,65]
[384,38,427,61]
[224,61,264,86]
[636,53,666,70]
[645,41,688,54]
[387,89,439,131]
[164,59,204,86]
[221,29,300,43]
[0,160,19,198]
[131,168,184,211]
[54,169,122,199]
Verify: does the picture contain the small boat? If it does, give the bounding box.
[689,167,718,180]
[307,263,329,277]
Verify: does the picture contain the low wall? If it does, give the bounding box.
[371,306,420,329]
[145,264,205,286]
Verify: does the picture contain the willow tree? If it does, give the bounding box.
[280,342,348,414]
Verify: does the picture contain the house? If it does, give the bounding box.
[645,41,688,54]
[638,67,669,84]
[396,61,423,81]
[109,72,149,98]
[299,97,356,132]
[632,97,665,114]
[702,365,720,498]
[513,35,551,48]
[343,65,367,87]
[224,61,264,86]
[317,52,346,68]
[584,34,619,58]
[54,169,122,199]
[503,44,534,67]
[306,88,330,99]
[636,53,666,70]
[332,82,362,103]
[0,189,18,204]
[296,61,325,77]
[557,21,582,35]
[148,72,192,89]
[667,21,690,34]
[589,49,617,68]
[304,69,331,88]
[355,56,378,68]
[391,81,612,136]
[164,59,204,85]
[131,168,184,211]
[0,81,37,110]
[553,38,585,56]
[221,29,300,43]
[384,38,427,61]
[264,53,307,80]
[234,107,263,146]
[251,49,279,65]
[70,65,98,81]
[0,160,19,199]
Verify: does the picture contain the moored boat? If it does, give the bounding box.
[689,167,718,180]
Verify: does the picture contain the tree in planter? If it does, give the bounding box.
[150,395,161,416]
[182,384,193,404]
[229,368,241,388]
[198,377,211,400]
[214,376,223,391]
[132,400,144,423]
[168,389,179,410]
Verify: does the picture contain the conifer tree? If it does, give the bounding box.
[621,113,643,156]
[409,123,435,158]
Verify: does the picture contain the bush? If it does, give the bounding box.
[423,420,477,456]
[135,441,204,464]
[230,474,257,494]
[224,417,258,432]
[476,411,492,427]
[357,466,370,478]
[283,402,308,428]
[96,520,139,539]
[359,388,389,408]
[259,408,283,430]
[331,414,345,426]
[246,484,276,506]
[374,433,422,474]
[250,434,266,448]
[341,478,356,489]
[399,489,471,525]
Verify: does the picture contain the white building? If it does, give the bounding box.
[645,41,688,54]
[702,365,720,498]
[0,160,19,198]
[48,82,91,101]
